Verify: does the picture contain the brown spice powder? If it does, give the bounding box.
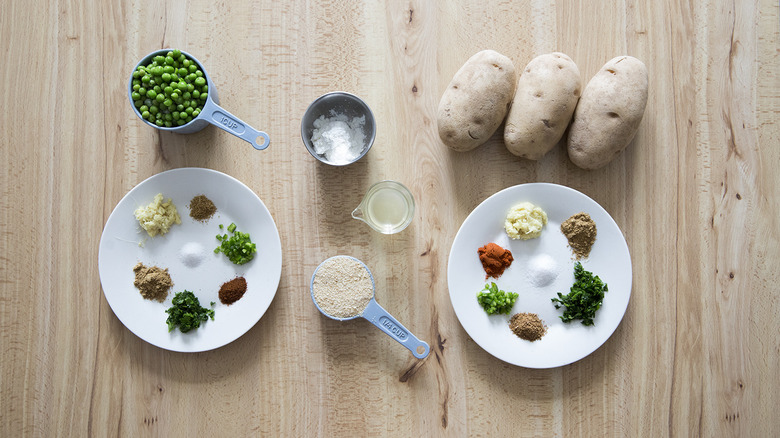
[189,195,217,222]
[132,262,173,302]
[561,212,597,259]
[219,277,247,305]
[509,313,547,341]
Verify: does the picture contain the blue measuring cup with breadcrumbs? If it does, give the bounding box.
[310,255,430,359]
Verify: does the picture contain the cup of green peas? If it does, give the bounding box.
[129,49,270,150]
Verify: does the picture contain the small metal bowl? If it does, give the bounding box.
[300,92,376,165]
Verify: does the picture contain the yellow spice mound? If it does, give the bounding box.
[134,193,182,238]
[504,202,547,240]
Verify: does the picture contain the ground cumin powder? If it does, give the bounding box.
[509,313,547,341]
[560,212,597,259]
[189,195,217,222]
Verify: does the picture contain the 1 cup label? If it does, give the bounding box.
[213,111,245,134]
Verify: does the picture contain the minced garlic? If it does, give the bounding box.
[134,193,181,238]
[504,202,547,240]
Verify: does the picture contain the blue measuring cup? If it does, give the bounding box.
[310,256,430,359]
[128,49,270,150]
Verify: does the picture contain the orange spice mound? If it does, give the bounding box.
[477,243,514,279]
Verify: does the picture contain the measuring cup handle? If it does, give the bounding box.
[201,98,270,150]
[362,300,430,359]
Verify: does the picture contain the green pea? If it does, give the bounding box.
[187,84,194,92]
[185,107,194,115]
[141,110,150,119]
[164,98,173,107]
[162,73,171,82]
[200,92,208,101]
[132,79,141,87]
[182,59,190,67]
[188,64,198,73]
[185,116,193,123]
[178,68,187,76]
[176,119,186,126]
[192,90,200,99]
[164,65,175,74]
[164,86,173,95]
[134,100,143,107]
[165,121,172,127]
[153,85,161,93]
[131,91,141,100]
[194,77,206,86]
[192,109,200,117]
[153,55,164,63]
[149,106,159,115]
[156,94,165,103]
[201,85,208,92]
[183,100,191,108]
[132,84,140,91]
[195,70,203,77]
[147,90,157,99]
[183,91,191,100]
[155,119,164,127]
[177,104,184,111]
[139,105,149,112]
[172,112,180,120]
[171,92,179,100]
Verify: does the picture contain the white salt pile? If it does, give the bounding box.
[528,253,558,287]
[310,112,366,164]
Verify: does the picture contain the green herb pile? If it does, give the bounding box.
[215,223,257,265]
[551,262,608,326]
[477,282,519,315]
[165,290,215,333]
[131,49,209,127]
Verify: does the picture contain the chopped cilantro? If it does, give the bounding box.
[165,290,215,333]
[551,262,608,326]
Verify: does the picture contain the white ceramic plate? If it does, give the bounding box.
[98,168,282,352]
[447,183,632,368]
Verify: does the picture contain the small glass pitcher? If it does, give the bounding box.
[352,180,415,234]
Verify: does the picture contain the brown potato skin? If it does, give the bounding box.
[504,53,581,160]
[567,56,649,169]
[437,50,517,151]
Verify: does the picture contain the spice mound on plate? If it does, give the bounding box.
[189,194,217,222]
[312,257,373,318]
[509,312,547,341]
[133,262,173,302]
[219,277,247,305]
[134,193,181,238]
[505,202,547,240]
[561,212,597,259]
[477,242,513,279]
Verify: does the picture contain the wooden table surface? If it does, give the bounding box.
[2,1,778,436]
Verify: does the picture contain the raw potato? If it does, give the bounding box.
[504,53,581,160]
[437,50,516,151]
[567,56,649,169]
